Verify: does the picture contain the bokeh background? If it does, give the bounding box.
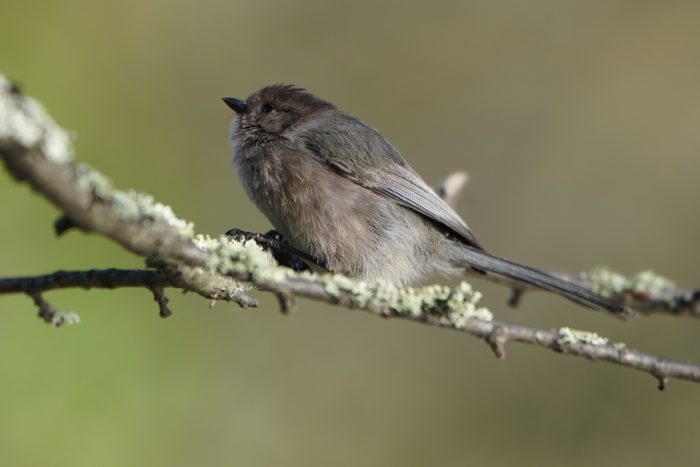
[2,1,700,465]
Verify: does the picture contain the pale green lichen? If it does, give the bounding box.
[197,235,287,284]
[321,273,365,299]
[612,342,627,351]
[111,190,194,236]
[51,311,81,327]
[72,162,195,236]
[585,266,682,307]
[317,273,491,322]
[197,233,492,324]
[557,327,609,346]
[446,283,492,328]
[0,74,224,261]
[0,74,73,163]
[632,270,676,297]
[585,267,630,297]
[75,163,114,198]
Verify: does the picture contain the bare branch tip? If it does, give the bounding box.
[656,375,670,391]
[507,288,524,308]
[29,291,55,324]
[149,286,173,318]
[434,170,470,206]
[53,215,79,236]
[275,290,295,314]
[210,288,259,309]
[233,293,259,308]
[486,326,508,359]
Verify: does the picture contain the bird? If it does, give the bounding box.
[223,84,621,312]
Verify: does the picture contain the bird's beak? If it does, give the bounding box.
[222,97,249,114]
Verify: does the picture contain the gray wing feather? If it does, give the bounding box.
[296,110,482,249]
[372,166,482,248]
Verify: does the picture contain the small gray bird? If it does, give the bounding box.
[224,85,620,311]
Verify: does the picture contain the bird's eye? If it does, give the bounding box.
[261,102,274,114]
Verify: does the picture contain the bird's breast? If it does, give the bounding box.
[233,145,447,285]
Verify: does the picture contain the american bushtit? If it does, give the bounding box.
[224,85,620,311]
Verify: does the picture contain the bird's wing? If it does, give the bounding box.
[296,111,483,249]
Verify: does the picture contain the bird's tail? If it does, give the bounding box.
[455,246,622,312]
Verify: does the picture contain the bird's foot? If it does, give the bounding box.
[225,228,315,272]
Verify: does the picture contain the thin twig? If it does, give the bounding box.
[0,269,169,293]
[29,291,55,324]
[0,268,258,310]
[149,286,173,318]
[434,170,469,207]
[274,289,296,314]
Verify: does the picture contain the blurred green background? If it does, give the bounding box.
[2,1,700,465]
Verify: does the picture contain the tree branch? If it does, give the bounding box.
[1,74,698,389]
[0,268,169,293]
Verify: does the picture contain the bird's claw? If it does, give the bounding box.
[225,228,312,272]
